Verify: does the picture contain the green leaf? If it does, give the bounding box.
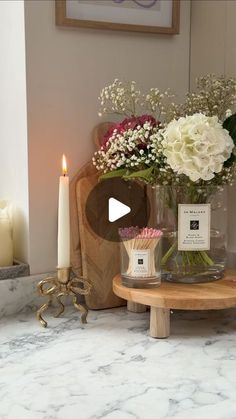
[223,113,236,167]
[124,166,155,182]
[223,113,236,144]
[99,168,128,180]
[224,153,236,167]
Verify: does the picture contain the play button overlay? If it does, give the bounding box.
[108,198,131,222]
[85,177,150,242]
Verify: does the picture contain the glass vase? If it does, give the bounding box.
[152,185,227,284]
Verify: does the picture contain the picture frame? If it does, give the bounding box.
[55,0,180,35]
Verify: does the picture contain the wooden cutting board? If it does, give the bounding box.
[70,122,112,277]
[76,174,125,309]
[76,173,150,309]
[71,122,150,309]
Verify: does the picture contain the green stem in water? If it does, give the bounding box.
[161,241,178,266]
[162,244,215,274]
[198,250,214,266]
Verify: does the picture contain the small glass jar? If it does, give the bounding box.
[119,229,162,288]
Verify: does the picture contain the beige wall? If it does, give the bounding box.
[0,0,29,263]
[190,0,236,84]
[25,0,191,274]
[3,0,235,274]
[190,0,236,254]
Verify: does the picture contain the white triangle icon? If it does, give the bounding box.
[108,198,131,222]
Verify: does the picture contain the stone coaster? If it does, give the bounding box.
[0,260,30,280]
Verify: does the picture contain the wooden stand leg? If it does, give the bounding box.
[127,301,147,313]
[150,307,170,338]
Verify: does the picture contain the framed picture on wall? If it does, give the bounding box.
[55,0,180,34]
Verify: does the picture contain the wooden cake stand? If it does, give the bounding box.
[113,270,236,338]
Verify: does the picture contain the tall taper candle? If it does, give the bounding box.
[57,155,70,268]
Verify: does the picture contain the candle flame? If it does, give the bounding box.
[62,154,68,176]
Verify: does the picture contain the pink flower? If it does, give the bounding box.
[102,123,120,147]
[138,114,157,126]
[102,115,159,147]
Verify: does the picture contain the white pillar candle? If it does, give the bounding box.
[57,155,70,268]
[0,202,13,267]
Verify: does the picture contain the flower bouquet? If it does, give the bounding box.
[93,76,236,283]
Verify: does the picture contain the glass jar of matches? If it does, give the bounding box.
[119,227,163,288]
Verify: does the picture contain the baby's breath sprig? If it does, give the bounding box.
[180,74,236,121]
[144,88,179,123]
[94,75,236,188]
[98,79,180,122]
[93,120,163,173]
[98,79,142,117]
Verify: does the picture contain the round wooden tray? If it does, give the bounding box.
[113,270,236,338]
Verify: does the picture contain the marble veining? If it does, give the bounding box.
[0,273,50,319]
[0,272,84,320]
[1,307,236,419]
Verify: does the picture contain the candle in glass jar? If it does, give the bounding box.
[0,202,13,267]
[57,155,70,268]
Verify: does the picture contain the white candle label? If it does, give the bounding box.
[178,204,211,251]
[131,249,150,277]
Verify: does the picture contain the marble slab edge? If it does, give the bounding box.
[0,273,51,319]
[0,271,85,320]
[0,259,30,280]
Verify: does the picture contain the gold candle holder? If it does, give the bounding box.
[36,267,91,328]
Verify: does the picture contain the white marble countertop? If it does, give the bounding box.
[1,307,236,419]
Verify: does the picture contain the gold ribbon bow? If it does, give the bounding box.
[36,268,91,328]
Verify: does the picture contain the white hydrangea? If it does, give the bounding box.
[161,113,234,182]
